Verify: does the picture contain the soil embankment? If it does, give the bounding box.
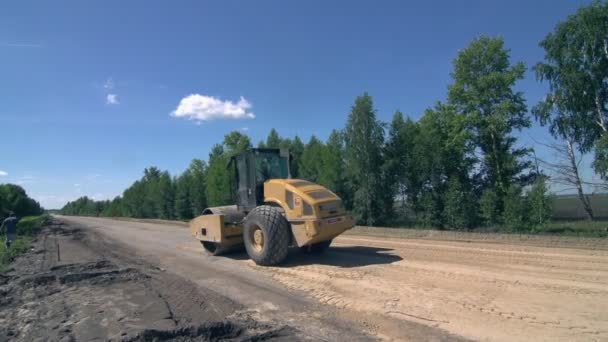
[0,221,301,341]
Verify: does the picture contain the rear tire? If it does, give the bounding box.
[300,239,332,254]
[243,206,290,266]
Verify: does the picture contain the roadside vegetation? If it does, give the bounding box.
[0,215,48,272]
[61,2,608,236]
[0,184,46,271]
[0,184,44,219]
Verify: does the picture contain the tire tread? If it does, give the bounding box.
[244,205,290,265]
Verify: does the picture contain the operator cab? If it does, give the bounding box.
[231,148,290,211]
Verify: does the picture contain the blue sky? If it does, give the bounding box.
[0,0,599,209]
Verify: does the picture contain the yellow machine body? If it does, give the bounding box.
[189,179,354,248]
[263,179,354,246]
[190,213,244,247]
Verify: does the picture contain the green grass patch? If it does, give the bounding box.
[529,220,608,237]
[0,236,31,271]
[16,215,49,235]
[0,214,49,272]
[484,219,608,237]
[382,217,608,238]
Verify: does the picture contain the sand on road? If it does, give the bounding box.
[58,216,608,341]
[262,234,608,341]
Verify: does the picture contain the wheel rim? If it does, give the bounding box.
[250,225,264,252]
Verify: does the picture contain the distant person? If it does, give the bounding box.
[1,212,19,249]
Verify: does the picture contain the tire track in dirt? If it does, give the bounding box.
[0,222,304,341]
[249,235,608,341]
[55,216,387,341]
[56,216,608,341]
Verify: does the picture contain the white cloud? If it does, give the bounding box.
[240,127,249,132]
[106,94,119,105]
[101,78,119,104]
[103,78,114,90]
[171,94,255,122]
[0,170,7,177]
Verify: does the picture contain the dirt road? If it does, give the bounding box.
[35,216,458,342]
[274,235,608,341]
[52,216,608,341]
[1,221,308,341]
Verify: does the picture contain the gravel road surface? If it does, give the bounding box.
[43,216,461,341]
[6,215,605,341]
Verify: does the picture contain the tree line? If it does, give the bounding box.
[61,2,608,230]
[0,184,43,219]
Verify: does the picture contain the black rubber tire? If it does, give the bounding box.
[243,205,290,266]
[300,239,332,254]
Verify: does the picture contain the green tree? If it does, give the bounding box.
[156,171,175,219]
[61,196,100,216]
[528,176,553,226]
[449,36,532,211]
[289,136,305,178]
[265,128,282,148]
[174,172,193,220]
[442,177,475,229]
[101,197,123,217]
[596,136,608,179]
[188,159,207,215]
[384,112,407,217]
[418,191,440,228]
[278,137,293,150]
[533,1,608,179]
[0,189,6,217]
[142,167,162,218]
[206,131,251,207]
[502,185,527,230]
[299,136,325,182]
[479,188,500,226]
[412,104,476,226]
[384,112,422,209]
[0,184,43,218]
[121,180,146,217]
[344,93,386,225]
[206,144,232,207]
[223,131,252,156]
[318,130,348,202]
[401,118,422,208]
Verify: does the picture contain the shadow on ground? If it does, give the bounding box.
[285,246,403,268]
[223,245,403,268]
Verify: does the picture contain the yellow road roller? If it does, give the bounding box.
[190,148,354,266]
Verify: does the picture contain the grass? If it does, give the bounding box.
[380,216,608,238]
[468,221,608,238]
[530,220,608,237]
[0,214,49,272]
